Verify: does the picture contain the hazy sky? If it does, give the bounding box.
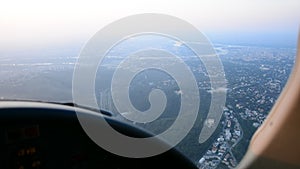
[1,0,299,50]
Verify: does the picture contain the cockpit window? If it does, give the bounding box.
[0,1,299,168]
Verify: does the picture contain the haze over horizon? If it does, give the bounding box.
[1,0,299,52]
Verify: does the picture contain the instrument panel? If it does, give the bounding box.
[0,101,197,169]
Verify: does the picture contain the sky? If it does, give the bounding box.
[0,0,299,51]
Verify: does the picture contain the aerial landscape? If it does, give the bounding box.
[0,35,295,168]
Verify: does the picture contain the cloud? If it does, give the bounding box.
[207,87,228,93]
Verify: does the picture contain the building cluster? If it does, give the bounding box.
[199,44,295,168]
[198,107,242,169]
[239,108,267,128]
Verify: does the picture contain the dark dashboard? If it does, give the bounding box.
[0,101,197,169]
